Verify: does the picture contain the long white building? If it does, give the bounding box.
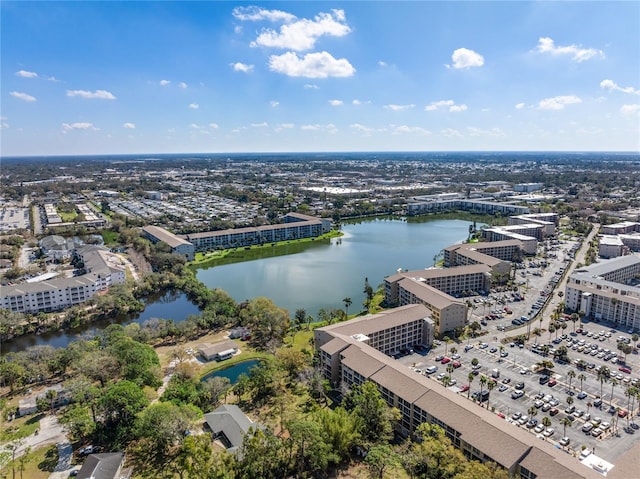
[564,255,640,331]
[0,245,126,314]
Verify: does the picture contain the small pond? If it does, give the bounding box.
[201,359,261,384]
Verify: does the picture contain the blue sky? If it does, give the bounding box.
[2,1,639,156]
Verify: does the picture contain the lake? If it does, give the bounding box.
[196,217,474,318]
[4,217,473,352]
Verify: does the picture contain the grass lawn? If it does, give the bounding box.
[0,413,43,442]
[101,230,119,245]
[58,210,77,222]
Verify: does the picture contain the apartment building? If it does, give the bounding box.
[406,198,530,216]
[598,235,627,259]
[564,255,640,331]
[508,213,558,236]
[182,213,331,252]
[444,240,524,266]
[598,222,640,259]
[0,245,125,313]
[482,228,537,254]
[384,267,487,334]
[142,225,195,261]
[315,309,607,479]
[601,221,640,235]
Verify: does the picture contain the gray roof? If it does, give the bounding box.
[204,404,256,452]
[143,225,192,248]
[77,452,124,479]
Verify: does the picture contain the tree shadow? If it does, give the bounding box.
[38,445,59,472]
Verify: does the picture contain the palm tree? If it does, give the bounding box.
[528,406,537,419]
[625,386,637,421]
[467,373,475,399]
[586,401,592,414]
[487,381,495,409]
[561,417,572,438]
[499,345,505,362]
[442,375,451,388]
[598,366,610,398]
[548,324,556,341]
[610,379,619,407]
[443,336,451,356]
[479,375,487,406]
[342,297,352,318]
[541,416,552,439]
[567,370,576,392]
[578,310,586,329]
[566,395,574,408]
[450,346,457,357]
[578,373,587,392]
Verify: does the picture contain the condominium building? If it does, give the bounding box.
[508,213,558,236]
[598,222,640,259]
[444,240,524,266]
[564,255,640,331]
[406,198,530,216]
[601,221,640,235]
[482,228,538,254]
[181,213,332,253]
[315,308,607,479]
[598,235,626,259]
[0,245,125,313]
[142,225,195,261]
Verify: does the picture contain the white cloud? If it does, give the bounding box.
[537,95,582,110]
[384,104,415,111]
[425,100,454,111]
[178,82,188,89]
[270,100,280,107]
[160,80,171,86]
[209,123,219,129]
[441,128,463,138]
[48,76,61,82]
[251,122,269,128]
[600,79,639,95]
[279,123,294,129]
[352,99,371,105]
[16,70,38,78]
[467,127,506,137]
[391,125,431,135]
[450,48,484,69]
[350,123,375,135]
[232,6,296,23]
[10,91,36,102]
[620,104,640,115]
[515,102,526,109]
[449,104,468,113]
[62,122,97,131]
[329,99,343,106]
[189,103,199,109]
[250,9,351,51]
[378,61,388,67]
[304,84,319,89]
[190,123,201,129]
[425,100,467,112]
[123,122,136,129]
[66,89,116,100]
[535,37,604,62]
[268,51,355,78]
[231,62,254,73]
[300,123,338,133]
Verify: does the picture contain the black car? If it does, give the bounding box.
[515,381,525,390]
[594,398,603,408]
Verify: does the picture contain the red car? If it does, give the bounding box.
[619,366,631,374]
[441,357,451,364]
[618,409,628,418]
[550,407,559,416]
[460,384,470,392]
[548,378,557,387]
[452,361,462,368]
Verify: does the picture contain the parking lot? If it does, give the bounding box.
[396,233,640,465]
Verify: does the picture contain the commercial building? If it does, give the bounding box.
[513,183,544,193]
[598,222,640,259]
[315,307,604,479]
[598,235,626,259]
[482,228,538,254]
[142,225,195,261]
[564,255,640,331]
[0,245,126,314]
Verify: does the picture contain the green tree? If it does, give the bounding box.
[100,379,149,427]
[60,405,95,442]
[286,419,331,477]
[235,428,288,479]
[135,402,201,457]
[239,297,290,350]
[364,444,399,479]
[342,297,352,318]
[567,369,576,391]
[343,381,400,445]
[314,407,359,466]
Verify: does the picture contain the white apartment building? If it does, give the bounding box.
[564,255,640,331]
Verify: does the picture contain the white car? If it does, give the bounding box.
[543,428,555,437]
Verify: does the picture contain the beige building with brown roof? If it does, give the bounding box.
[315,307,614,479]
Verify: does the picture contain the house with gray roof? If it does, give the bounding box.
[204,404,261,455]
[77,452,131,479]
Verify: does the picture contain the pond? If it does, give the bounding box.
[200,359,261,384]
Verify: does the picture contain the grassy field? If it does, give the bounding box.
[58,210,77,222]
[0,414,43,442]
[101,230,119,245]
